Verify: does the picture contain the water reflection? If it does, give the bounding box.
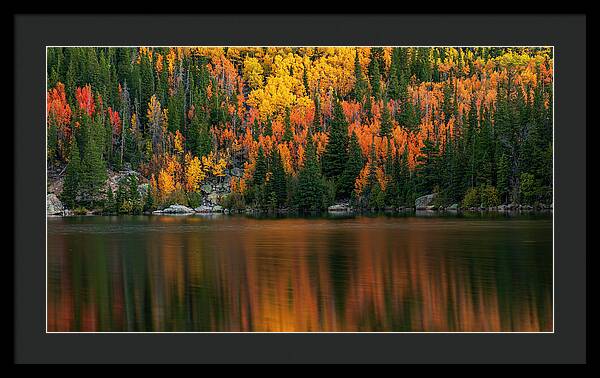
[47,215,552,332]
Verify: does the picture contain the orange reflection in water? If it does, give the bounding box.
[47,216,553,332]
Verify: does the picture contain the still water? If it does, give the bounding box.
[47,213,552,332]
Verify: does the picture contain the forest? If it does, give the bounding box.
[46,46,553,214]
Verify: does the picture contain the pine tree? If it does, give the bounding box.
[143,189,155,212]
[380,98,393,137]
[415,136,440,196]
[253,146,267,187]
[338,132,364,199]
[139,52,155,126]
[115,178,127,214]
[297,142,324,212]
[352,49,367,103]
[127,174,142,214]
[104,186,116,214]
[189,112,212,157]
[321,100,349,178]
[79,116,108,208]
[388,48,401,101]
[266,149,287,207]
[60,138,81,209]
[371,59,382,102]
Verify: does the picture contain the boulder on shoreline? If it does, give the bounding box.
[47,193,64,215]
[160,204,195,214]
[328,203,351,212]
[415,193,437,210]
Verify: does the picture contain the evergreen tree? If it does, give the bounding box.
[297,142,324,212]
[60,138,81,209]
[253,146,267,187]
[380,98,393,137]
[415,136,439,195]
[371,59,382,102]
[143,189,155,212]
[388,48,401,101]
[127,174,142,214]
[338,132,364,199]
[266,149,287,207]
[104,186,116,214]
[352,49,367,103]
[321,100,349,178]
[79,116,107,208]
[139,52,155,126]
[189,112,212,157]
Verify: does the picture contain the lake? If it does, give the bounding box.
[47,213,553,332]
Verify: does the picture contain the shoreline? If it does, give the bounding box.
[47,207,553,218]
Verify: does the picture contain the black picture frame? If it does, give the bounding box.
[14,14,586,364]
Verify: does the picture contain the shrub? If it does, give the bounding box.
[462,187,480,208]
[519,172,538,204]
[162,189,188,208]
[480,185,500,207]
[73,206,88,215]
[186,192,202,209]
[222,192,246,212]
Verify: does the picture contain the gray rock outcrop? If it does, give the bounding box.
[47,193,64,215]
[415,193,437,210]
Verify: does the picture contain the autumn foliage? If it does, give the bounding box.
[47,46,553,211]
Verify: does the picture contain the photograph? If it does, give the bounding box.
[46,46,554,333]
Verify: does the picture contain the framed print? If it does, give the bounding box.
[15,14,586,364]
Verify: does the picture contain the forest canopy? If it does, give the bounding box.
[47,46,553,213]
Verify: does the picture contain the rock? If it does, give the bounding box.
[201,184,213,194]
[231,167,243,177]
[328,203,351,212]
[507,202,518,210]
[161,204,195,214]
[447,203,459,210]
[520,204,533,211]
[152,210,164,214]
[223,209,230,214]
[415,193,437,210]
[47,193,64,215]
[498,204,508,211]
[212,205,223,212]
[194,205,212,213]
[426,205,436,210]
